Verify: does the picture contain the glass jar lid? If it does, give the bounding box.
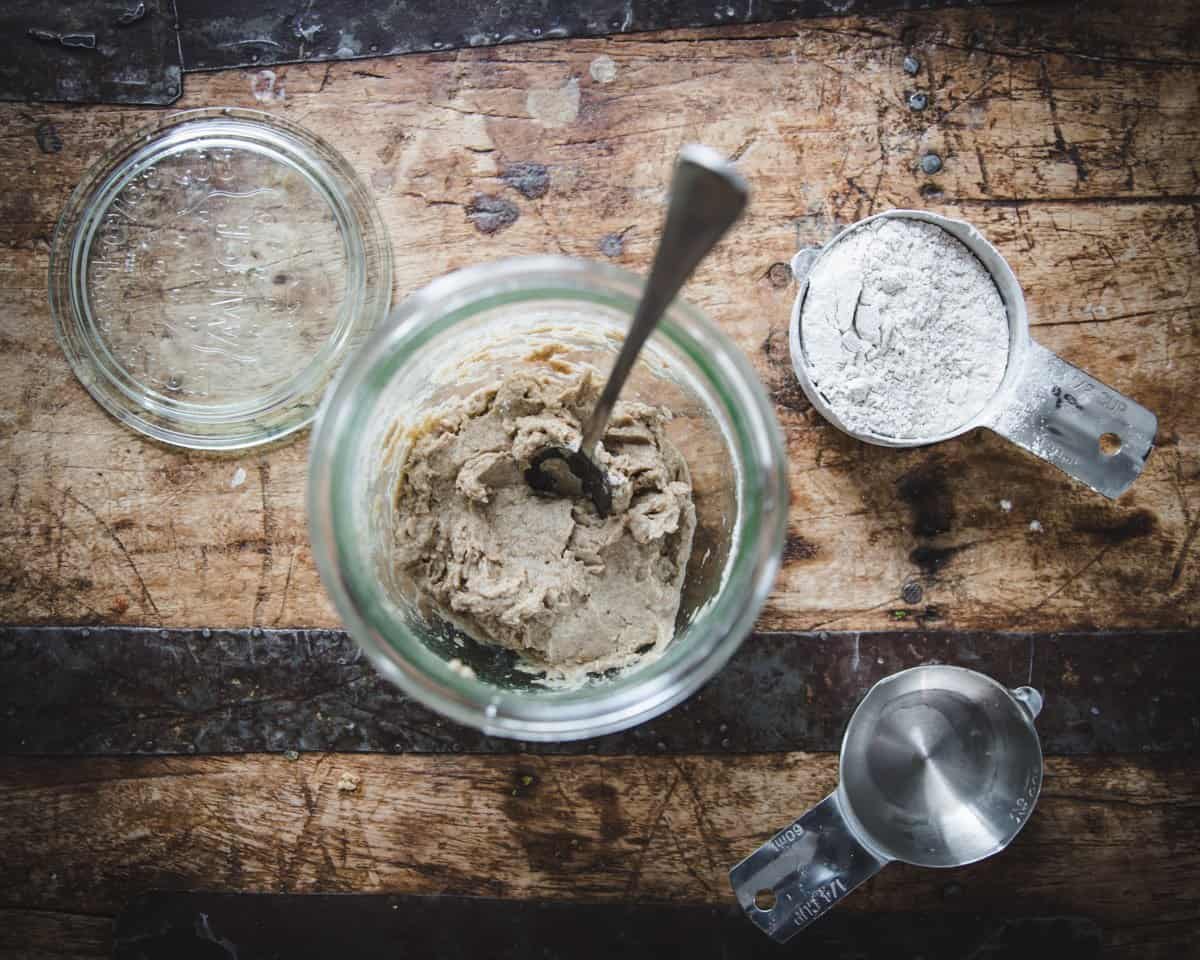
[50,108,392,450]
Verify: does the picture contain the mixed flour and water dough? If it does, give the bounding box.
[389,367,696,680]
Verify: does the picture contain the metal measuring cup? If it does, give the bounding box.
[788,210,1156,499]
[729,665,1044,942]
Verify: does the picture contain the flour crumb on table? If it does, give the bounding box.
[1000,499,1012,512]
[337,772,360,793]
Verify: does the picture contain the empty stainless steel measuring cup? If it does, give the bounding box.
[729,665,1044,942]
[788,210,1157,499]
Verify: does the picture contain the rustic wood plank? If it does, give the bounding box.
[173,0,1032,75]
[0,908,110,960]
[3,626,1197,756]
[0,0,1197,634]
[109,892,1102,960]
[0,753,1195,941]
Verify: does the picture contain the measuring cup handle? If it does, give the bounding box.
[988,340,1157,499]
[729,792,886,943]
[1011,685,1044,721]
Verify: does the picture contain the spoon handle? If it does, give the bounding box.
[579,144,749,454]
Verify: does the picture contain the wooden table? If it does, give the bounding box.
[1,1,1198,956]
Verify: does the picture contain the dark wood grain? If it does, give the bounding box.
[175,0,1030,74]
[112,892,1102,960]
[0,908,110,960]
[3,626,1197,756]
[0,752,1195,955]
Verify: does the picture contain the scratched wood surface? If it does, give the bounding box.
[1,0,1198,632]
[2,1,1200,958]
[4,626,1198,757]
[0,752,1197,957]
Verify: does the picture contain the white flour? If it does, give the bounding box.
[799,218,1010,439]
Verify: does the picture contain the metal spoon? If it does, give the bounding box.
[525,144,749,515]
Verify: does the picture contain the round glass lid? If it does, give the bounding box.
[50,108,393,450]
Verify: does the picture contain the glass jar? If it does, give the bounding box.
[308,256,787,740]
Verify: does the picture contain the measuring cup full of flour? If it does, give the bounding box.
[788,210,1157,499]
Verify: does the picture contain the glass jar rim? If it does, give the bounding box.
[307,255,788,740]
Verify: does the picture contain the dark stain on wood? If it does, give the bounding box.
[766,262,793,288]
[513,827,581,873]
[759,328,812,414]
[909,543,966,576]
[782,530,819,563]
[34,121,62,154]
[579,781,625,843]
[501,162,550,199]
[768,379,811,414]
[896,457,957,538]
[502,774,582,873]
[467,194,520,234]
[598,232,624,257]
[1070,506,1158,545]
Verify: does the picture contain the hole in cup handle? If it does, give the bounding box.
[987,340,1158,500]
